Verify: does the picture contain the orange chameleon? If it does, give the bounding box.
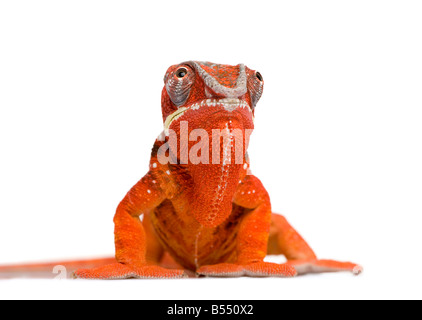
[0,61,362,279]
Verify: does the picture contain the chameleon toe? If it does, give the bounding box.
[197,262,297,278]
[73,263,136,280]
[73,263,186,280]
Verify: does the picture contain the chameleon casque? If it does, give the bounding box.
[1,61,362,279]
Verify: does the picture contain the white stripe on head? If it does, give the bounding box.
[189,61,248,98]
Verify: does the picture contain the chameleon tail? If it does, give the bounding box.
[0,257,116,279]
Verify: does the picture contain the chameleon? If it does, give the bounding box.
[0,61,362,279]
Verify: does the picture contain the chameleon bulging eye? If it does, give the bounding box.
[248,71,264,108]
[176,68,188,79]
[166,66,195,107]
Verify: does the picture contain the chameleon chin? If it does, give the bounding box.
[1,61,363,279]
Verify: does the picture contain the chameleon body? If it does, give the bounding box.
[73,61,361,279]
[0,61,361,279]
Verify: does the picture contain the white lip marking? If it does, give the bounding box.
[163,99,253,131]
[164,107,188,135]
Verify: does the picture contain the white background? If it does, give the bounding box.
[0,0,421,300]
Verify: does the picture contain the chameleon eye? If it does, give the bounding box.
[166,65,195,107]
[176,67,188,78]
[248,70,264,109]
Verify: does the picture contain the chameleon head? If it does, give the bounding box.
[161,61,264,227]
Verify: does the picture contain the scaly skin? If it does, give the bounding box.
[73,61,362,279]
[0,61,362,279]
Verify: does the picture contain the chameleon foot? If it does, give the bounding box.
[287,259,363,276]
[197,262,297,278]
[73,262,186,280]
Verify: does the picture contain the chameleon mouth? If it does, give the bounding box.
[164,98,253,134]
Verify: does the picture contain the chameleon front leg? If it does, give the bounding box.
[73,173,185,279]
[197,175,297,278]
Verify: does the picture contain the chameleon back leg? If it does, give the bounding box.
[268,214,363,275]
